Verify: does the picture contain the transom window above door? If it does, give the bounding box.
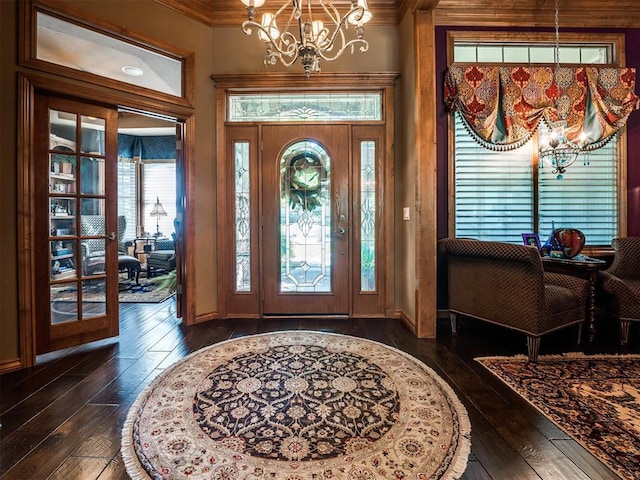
[227,93,382,122]
[20,4,194,106]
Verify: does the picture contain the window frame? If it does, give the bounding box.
[20,1,195,108]
[446,31,628,252]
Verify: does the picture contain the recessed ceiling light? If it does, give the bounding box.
[122,66,144,77]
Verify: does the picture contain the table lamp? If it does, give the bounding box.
[150,196,167,237]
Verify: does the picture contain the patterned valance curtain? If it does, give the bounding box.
[444,65,640,151]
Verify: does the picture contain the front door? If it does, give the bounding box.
[34,94,120,354]
[262,125,350,315]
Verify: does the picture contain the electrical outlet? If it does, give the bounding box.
[403,207,410,221]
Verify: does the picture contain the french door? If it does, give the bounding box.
[262,125,350,315]
[34,94,119,354]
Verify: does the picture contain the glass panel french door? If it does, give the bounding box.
[35,94,119,354]
[262,125,350,314]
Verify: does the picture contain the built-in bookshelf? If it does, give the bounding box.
[49,134,78,281]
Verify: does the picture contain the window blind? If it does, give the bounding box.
[143,161,176,238]
[538,130,618,245]
[117,158,137,242]
[454,114,534,243]
[454,114,618,247]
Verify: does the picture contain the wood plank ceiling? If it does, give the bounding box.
[154,0,640,28]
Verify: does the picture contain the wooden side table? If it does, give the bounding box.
[542,256,608,343]
[134,237,156,266]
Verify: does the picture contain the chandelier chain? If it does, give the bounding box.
[554,0,560,67]
[538,0,589,179]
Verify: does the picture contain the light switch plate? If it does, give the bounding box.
[403,207,410,220]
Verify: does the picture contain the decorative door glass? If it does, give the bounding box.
[48,109,108,323]
[228,93,382,122]
[360,141,376,291]
[279,140,332,293]
[234,141,251,292]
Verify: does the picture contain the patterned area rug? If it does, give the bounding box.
[52,278,174,304]
[477,354,640,480]
[122,331,471,480]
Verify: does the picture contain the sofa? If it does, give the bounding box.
[439,238,589,361]
[599,237,640,345]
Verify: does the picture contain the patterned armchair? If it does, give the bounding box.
[439,238,589,362]
[80,215,127,257]
[599,237,640,345]
[80,215,141,283]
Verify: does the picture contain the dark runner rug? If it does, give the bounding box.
[476,354,640,480]
[122,331,471,480]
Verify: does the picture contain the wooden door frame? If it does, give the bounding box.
[17,71,196,368]
[213,73,398,320]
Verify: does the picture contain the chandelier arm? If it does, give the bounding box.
[321,0,370,27]
[274,2,300,49]
[319,0,342,26]
[276,0,295,17]
[315,38,369,61]
[320,19,346,54]
[242,21,299,59]
[315,5,366,54]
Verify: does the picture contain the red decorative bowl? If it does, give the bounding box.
[553,228,586,258]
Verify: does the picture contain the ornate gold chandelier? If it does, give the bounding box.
[240,0,372,77]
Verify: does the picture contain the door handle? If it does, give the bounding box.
[106,232,117,241]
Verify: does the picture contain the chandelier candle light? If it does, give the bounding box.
[240,0,372,77]
[538,0,589,180]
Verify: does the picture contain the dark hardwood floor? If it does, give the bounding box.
[1,299,635,479]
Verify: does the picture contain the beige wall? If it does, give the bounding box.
[212,25,400,75]
[0,0,403,366]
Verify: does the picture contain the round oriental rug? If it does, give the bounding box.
[122,331,471,480]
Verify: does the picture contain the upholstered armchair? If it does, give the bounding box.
[80,215,127,257]
[81,215,140,283]
[599,237,640,345]
[439,238,589,362]
[147,235,176,277]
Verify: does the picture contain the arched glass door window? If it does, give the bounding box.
[279,140,331,293]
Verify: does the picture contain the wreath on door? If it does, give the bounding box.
[282,151,328,211]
